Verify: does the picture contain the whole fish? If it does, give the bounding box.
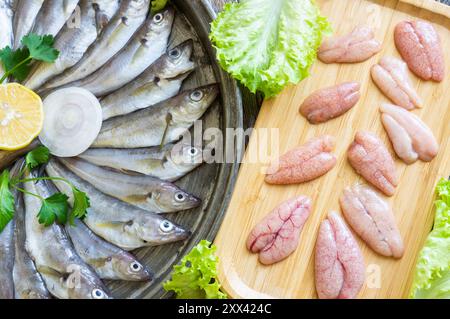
[59,157,201,213]
[0,213,14,300]
[101,39,196,120]
[43,0,150,90]
[0,0,15,81]
[66,219,153,281]
[13,0,44,49]
[79,141,205,181]
[24,0,120,91]
[32,0,80,38]
[93,84,219,148]
[24,172,111,299]
[0,139,41,172]
[12,164,51,299]
[46,159,191,251]
[65,7,175,96]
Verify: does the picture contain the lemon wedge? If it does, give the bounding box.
[0,83,44,151]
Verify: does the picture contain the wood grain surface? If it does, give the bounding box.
[214,0,450,299]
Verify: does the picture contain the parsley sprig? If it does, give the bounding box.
[0,33,59,83]
[0,147,90,232]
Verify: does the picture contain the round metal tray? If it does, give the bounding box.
[107,0,243,299]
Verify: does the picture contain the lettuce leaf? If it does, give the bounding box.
[210,0,331,98]
[163,240,227,299]
[410,178,450,299]
[151,0,168,13]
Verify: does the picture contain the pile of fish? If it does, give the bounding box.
[0,0,219,299]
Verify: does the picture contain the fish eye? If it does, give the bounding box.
[91,289,106,299]
[130,262,143,272]
[169,48,181,59]
[190,90,203,102]
[153,13,164,24]
[189,147,198,156]
[160,220,174,233]
[175,192,186,202]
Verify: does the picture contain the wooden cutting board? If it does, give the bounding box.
[214,0,450,299]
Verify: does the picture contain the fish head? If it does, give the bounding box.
[67,267,112,299]
[112,252,154,281]
[171,84,220,124]
[131,216,191,245]
[156,39,196,79]
[149,183,201,211]
[169,142,204,168]
[143,6,175,39]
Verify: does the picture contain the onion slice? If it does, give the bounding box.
[39,88,102,157]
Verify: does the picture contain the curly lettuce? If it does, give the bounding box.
[163,240,227,299]
[210,0,331,98]
[410,178,450,299]
[151,0,168,13]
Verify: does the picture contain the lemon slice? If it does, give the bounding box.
[0,83,44,151]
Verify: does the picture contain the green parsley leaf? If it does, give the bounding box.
[38,193,69,226]
[69,187,90,225]
[21,34,59,62]
[0,33,59,83]
[0,170,15,232]
[0,46,32,81]
[25,146,51,170]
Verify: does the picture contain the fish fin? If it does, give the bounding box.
[160,113,172,149]
[88,257,108,268]
[92,221,132,238]
[37,265,64,278]
[118,168,145,176]
[141,38,149,48]
[159,152,170,168]
[93,4,110,34]
[94,221,127,229]
[174,71,193,82]
[132,78,159,96]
